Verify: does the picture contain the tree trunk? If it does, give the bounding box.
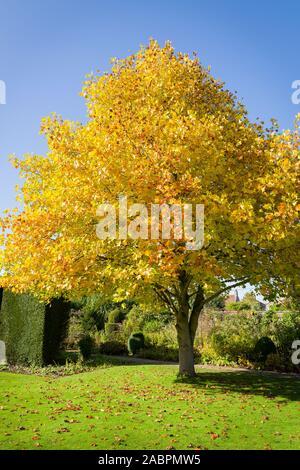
[154,274,203,377]
[176,312,196,377]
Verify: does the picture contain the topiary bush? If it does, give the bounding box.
[104,310,122,337]
[80,296,134,336]
[253,336,277,363]
[0,290,70,366]
[128,332,145,355]
[131,332,145,346]
[78,335,94,360]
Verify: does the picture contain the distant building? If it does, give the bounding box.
[225,289,240,304]
[258,301,267,311]
[225,289,268,311]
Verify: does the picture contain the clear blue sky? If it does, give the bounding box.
[1,0,300,213]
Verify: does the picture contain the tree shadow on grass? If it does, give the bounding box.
[174,370,300,402]
[67,352,300,403]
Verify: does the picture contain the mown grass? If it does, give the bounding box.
[0,364,299,450]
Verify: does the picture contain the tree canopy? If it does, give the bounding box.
[1,40,299,375]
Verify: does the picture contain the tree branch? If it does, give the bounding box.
[189,285,205,342]
[204,277,250,305]
[153,284,179,315]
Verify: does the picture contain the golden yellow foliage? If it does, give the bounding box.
[0,40,299,304]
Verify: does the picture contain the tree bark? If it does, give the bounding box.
[176,312,196,377]
[153,275,204,377]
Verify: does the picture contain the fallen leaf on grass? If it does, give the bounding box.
[56,427,70,434]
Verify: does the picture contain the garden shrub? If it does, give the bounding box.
[271,312,300,364]
[78,335,94,360]
[79,296,133,334]
[0,290,70,366]
[131,332,145,346]
[104,321,119,337]
[80,294,111,330]
[253,336,276,363]
[121,305,145,340]
[99,340,127,355]
[197,344,236,367]
[0,291,45,365]
[103,308,123,337]
[137,346,178,362]
[208,313,261,364]
[128,332,144,355]
[63,309,83,349]
[81,306,106,334]
[264,352,288,372]
[107,308,124,324]
[121,306,172,340]
[225,301,253,311]
[144,325,177,350]
[200,309,300,371]
[143,319,164,332]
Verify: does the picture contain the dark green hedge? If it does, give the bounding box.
[43,298,71,364]
[0,290,70,366]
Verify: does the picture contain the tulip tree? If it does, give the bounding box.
[1,41,299,376]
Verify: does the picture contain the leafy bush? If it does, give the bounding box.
[122,306,172,340]
[128,332,144,355]
[131,332,145,346]
[79,295,134,335]
[137,346,178,362]
[121,306,145,339]
[264,352,287,372]
[104,308,124,338]
[99,340,127,355]
[225,301,253,311]
[104,322,119,336]
[253,336,276,362]
[78,335,94,360]
[82,309,106,334]
[208,312,261,364]
[144,323,177,350]
[81,300,107,334]
[107,308,124,324]
[63,309,83,349]
[200,309,300,371]
[206,295,226,310]
[270,312,300,365]
[197,344,236,367]
[143,319,166,332]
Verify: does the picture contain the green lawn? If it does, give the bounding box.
[0,364,300,450]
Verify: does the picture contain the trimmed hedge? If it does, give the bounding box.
[0,290,70,366]
[43,298,71,364]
